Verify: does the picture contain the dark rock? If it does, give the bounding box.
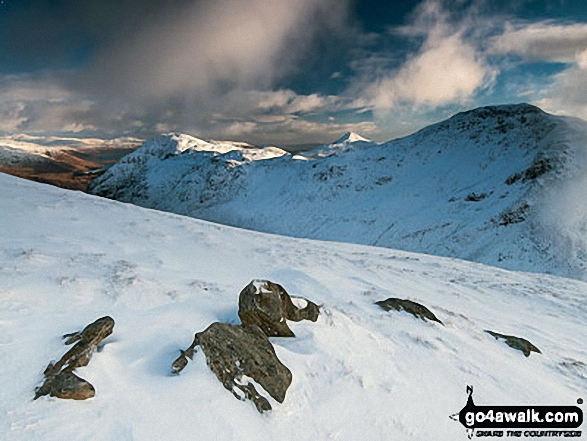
[465,192,489,202]
[35,316,114,400]
[172,322,292,413]
[44,316,114,376]
[485,330,541,357]
[62,316,115,346]
[238,280,320,337]
[497,202,530,226]
[375,298,443,324]
[505,156,560,185]
[35,372,95,400]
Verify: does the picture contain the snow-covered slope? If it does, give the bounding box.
[0,138,68,167]
[2,172,586,440]
[88,104,587,279]
[0,134,141,166]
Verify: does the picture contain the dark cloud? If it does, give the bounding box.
[1,0,587,144]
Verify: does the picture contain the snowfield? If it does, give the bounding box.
[1,173,585,440]
[88,104,587,280]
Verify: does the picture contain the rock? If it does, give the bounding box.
[485,330,541,357]
[34,372,95,400]
[62,315,115,346]
[35,316,114,400]
[375,298,443,324]
[44,316,115,376]
[172,322,292,413]
[238,280,320,337]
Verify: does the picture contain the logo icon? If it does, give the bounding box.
[450,386,583,439]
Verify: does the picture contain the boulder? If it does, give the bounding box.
[172,322,292,413]
[485,330,541,357]
[34,372,95,400]
[35,316,114,400]
[238,280,320,337]
[375,298,443,324]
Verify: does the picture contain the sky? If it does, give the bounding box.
[0,0,586,146]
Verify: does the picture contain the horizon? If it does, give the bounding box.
[1,0,587,145]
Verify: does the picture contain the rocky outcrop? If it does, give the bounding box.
[173,280,320,412]
[34,372,96,400]
[375,298,443,324]
[485,330,541,357]
[35,316,114,400]
[238,280,320,337]
[172,322,292,413]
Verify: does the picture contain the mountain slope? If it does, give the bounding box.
[1,172,586,440]
[88,104,587,279]
[0,135,141,190]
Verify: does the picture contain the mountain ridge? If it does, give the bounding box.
[88,103,587,279]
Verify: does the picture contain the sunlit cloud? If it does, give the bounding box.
[490,22,587,63]
[487,20,587,120]
[1,0,587,144]
[353,0,496,111]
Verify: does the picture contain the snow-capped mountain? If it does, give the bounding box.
[333,132,370,144]
[301,131,373,158]
[88,104,587,279]
[128,133,287,161]
[0,134,141,190]
[1,172,585,440]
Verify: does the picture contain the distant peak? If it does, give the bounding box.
[333,132,370,144]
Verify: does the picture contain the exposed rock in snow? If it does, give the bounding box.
[34,316,115,400]
[172,322,292,413]
[238,280,320,337]
[375,298,443,325]
[35,372,95,401]
[485,330,542,357]
[88,104,587,280]
[2,172,587,440]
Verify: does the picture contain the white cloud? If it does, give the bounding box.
[534,49,587,120]
[0,74,96,133]
[216,117,378,146]
[487,21,587,120]
[490,22,587,63]
[365,34,493,109]
[356,0,496,111]
[235,90,351,115]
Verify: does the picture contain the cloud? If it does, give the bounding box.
[490,22,587,63]
[484,20,587,120]
[3,0,587,144]
[354,0,496,111]
[82,0,349,100]
[534,49,587,120]
[193,88,367,143]
[214,116,378,146]
[0,73,95,133]
[364,34,493,109]
[0,0,357,143]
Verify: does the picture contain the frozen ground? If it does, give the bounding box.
[1,173,585,440]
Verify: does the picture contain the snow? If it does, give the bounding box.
[130,132,288,161]
[88,104,587,280]
[0,134,142,167]
[0,134,142,150]
[1,172,585,440]
[333,132,370,144]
